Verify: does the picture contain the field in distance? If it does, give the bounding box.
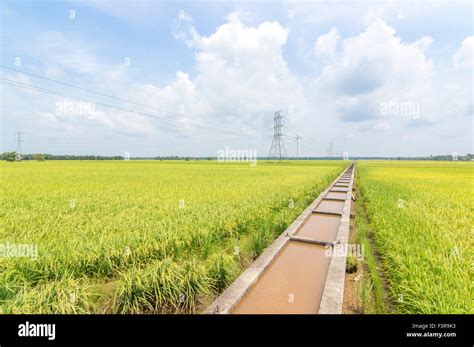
[0,160,347,313]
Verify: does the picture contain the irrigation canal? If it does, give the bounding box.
[206,162,355,314]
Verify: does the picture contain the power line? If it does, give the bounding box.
[327,142,334,157]
[3,66,311,148]
[1,78,258,138]
[1,67,324,157]
[0,67,324,157]
[0,65,237,131]
[16,132,23,161]
[293,134,302,159]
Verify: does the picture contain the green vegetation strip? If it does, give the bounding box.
[350,177,392,314]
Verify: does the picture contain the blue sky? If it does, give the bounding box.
[1,0,472,157]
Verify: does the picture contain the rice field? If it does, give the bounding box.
[0,160,347,313]
[357,161,473,314]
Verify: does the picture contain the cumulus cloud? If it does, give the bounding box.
[453,36,474,68]
[312,20,434,124]
[314,27,340,58]
[170,11,306,133]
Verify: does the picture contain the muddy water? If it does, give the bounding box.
[231,242,331,314]
[315,199,345,214]
[294,213,341,242]
[326,191,347,199]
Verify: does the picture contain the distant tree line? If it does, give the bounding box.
[0,152,124,161]
[427,153,473,161]
[1,152,473,162]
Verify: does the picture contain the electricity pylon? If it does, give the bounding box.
[267,110,287,161]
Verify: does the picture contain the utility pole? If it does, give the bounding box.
[267,110,287,161]
[327,142,333,158]
[293,134,302,159]
[16,132,23,161]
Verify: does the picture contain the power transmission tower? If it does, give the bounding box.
[16,132,23,161]
[293,134,302,159]
[267,110,287,161]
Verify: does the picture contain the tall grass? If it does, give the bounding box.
[0,160,347,313]
[357,161,473,313]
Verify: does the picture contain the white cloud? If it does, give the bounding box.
[172,11,306,134]
[302,18,471,156]
[314,27,340,58]
[412,36,433,52]
[453,36,474,68]
[313,20,434,125]
[171,10,201,48]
